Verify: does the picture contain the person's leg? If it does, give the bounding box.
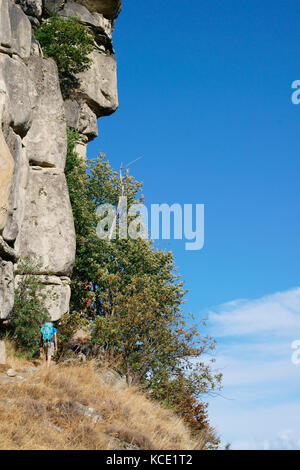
[46,343,54,368]
[47,352,51,368]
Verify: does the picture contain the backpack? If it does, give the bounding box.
[41,322,54,343]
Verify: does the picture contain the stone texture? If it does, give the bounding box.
[15,167,76,276]
[0,260,14,319]
[0,97,15,232]
[0,0,31,59]
[0,236,17,261]
[23,57,67,169]
[16,0,42,19]
[77,50,118,117]
[0,54,33,137]
[39,275,71,321]
[0,340,6,364]
[0,0,121,324]
[88,0,121,19]
[75,141,87,159]
[59,1,112,39]
[64,100,98,141]
[43,0,65,15]
[2,127,29,243]
[15,274,71,320]
[73,401,103,423]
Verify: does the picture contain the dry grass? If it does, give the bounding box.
[0,348,207,450]
[3,338,41,370]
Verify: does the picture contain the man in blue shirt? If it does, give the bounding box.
[40,322,58,368]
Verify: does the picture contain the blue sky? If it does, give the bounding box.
[88,0,300,449]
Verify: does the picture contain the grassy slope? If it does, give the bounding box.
[0,345,209,450]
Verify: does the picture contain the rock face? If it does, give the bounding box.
[0,108,14,232]
[88,0,121,19]
[0,340,6,364]
[0,0,121,333]
[23,56,67,169]
[0,0,31,59]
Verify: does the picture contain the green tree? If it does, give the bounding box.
[35,15,94,97]
[65,136,222,446]
[9,258,49,358]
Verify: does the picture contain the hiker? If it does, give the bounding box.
[40,321,58,368]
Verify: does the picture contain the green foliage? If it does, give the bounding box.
[56,312,91,361]
[9,258,50,359]
[65,133,222,445]
[35,15,94,97]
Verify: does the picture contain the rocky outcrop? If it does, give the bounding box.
[0,0,32,59]
[88,0,121,20]
[0,108,14,233]
[0,0,121,327]
[0,340,5,364]
[0,260,14,319]
[23,56,67,169]
[15,167,76,276]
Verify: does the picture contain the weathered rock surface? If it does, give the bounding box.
[16,0,42,19]
[43,0,64,15]
[59,1,113,39]
[15,274,71,320]
[78,50,118,117]
[0,0,121,324]
[64,100,98,141]
[0,260,14,319]
[2,127,29,243]
[88,0,122,19]
[0,54,33,138]
[0,0,31,59]
[44,0,122,20]
[0,98,15,232]
[0,236,17,262]
[23,57,67,169]
[0,340,6,364]
[15,167,76,276]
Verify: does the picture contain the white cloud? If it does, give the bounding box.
[207,286,300,337]
[205,286,300,449]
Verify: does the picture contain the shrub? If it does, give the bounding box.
[9,258,50,359]
[56,312,91,361]
[35,15,94,97]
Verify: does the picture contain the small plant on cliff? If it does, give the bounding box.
[9,258,49,359]
[35,15,94,97]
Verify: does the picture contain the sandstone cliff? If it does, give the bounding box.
[0,0,121,327]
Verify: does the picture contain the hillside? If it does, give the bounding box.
[0,348,209,450]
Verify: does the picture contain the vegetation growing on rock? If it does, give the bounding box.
[35,15,94,97]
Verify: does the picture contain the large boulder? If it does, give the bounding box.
[43,0,65,15]
[0,54,33,137]
[0,97,15,233]
[15,0,43,19]
[59,1,113,39]
[0,0,31,59]
[23,57,67,169]
[77,50,118,117]
[87,0,121,19]
[15,274,71,321]
[15,167,76,276]
[0,340,6,364]
[64,100,98,141]
[0,260,14,319]
[2,127,29,243]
